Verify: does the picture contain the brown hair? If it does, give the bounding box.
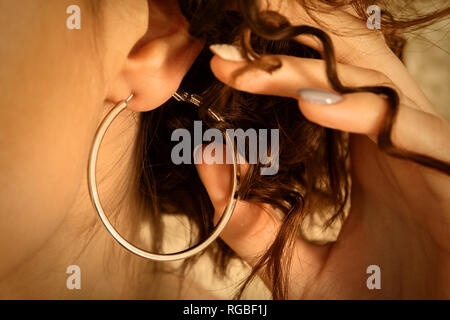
[130,0,450,299]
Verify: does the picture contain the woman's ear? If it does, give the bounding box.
[105,0,204,111]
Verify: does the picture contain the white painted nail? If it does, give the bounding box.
[298,89,343,105]
[209,44,247,62]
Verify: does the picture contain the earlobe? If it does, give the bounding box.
[106,27,203,112]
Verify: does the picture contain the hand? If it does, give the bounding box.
[195,38,450,298]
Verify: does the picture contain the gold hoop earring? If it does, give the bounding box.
[88,93,239,261]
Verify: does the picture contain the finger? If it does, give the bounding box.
[210,52,450,163]
[210,53,389,136]
[298,90,450,163]
[210,52,389,100]
[297,90,387,137]
[194,143,330,292]
[194,143,283,266]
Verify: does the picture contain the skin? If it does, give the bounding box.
[197,1,450,298]
[0,0,204,298]
[0,0,448,299]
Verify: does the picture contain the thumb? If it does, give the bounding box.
[194,143,330,286]
[194,144,282,267]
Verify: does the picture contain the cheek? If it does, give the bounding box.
[0,0,106,275]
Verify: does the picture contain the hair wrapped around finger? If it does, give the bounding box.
[131,0,450,300]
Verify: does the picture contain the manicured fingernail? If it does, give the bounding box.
[209,44,247,62]
[297,88,343,105]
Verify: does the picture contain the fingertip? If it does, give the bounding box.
[297,91,387,136]
[195,144,234,212]
[209,55,248,84]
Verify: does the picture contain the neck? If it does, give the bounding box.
[0,106,217,299]
[0,108,147,299]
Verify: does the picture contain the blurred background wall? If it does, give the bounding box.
[404,9,450,120]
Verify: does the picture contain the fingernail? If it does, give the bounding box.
[209,44,247,62]
[297,88,343,105]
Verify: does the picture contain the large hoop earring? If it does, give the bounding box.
[88,93,239,261]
